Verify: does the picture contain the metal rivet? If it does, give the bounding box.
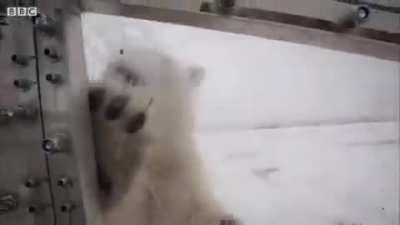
[60,202,75,212]
[13,79,34,91]
[45,73,62,84]
[27,204,48,214]
[11,54,34,66]
[200,2,212,12]
[42,133,69,154]
[57,177,73,188]
[35,14,56,36]
[357,6,370,22]
[43,48,60,62]
[24,178,40,188]
[216,0,236,8]
[0,108,14,124]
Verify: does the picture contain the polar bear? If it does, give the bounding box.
[88,47,237,225]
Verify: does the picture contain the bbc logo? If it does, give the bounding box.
[7,7,38,17]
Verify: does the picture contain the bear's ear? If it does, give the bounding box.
[188,65,205,87]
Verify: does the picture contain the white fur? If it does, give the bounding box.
[91,48,230,225]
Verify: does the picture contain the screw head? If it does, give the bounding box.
[45,73,62,84]
[42,133,69,154]
[0,108,14,123]
[27,205,36,213]
[24,178,40,188]
[57,177,72,187]
[60,202,75,212]
[43,47,61,62]
[35,14,56,36]
[357,6,370,21]
[13,79,34,91]
[216,0,236,8]
[42,139,57,153]
[11,54,17,62]
[27,204,47,214]
[44,48,51,55]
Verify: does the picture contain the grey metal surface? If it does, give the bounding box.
[0,16,55,225]
[117,0,400,33]
[86,2,400,61]
[35,0,101,225]
[200,2,400,44]
[1,1,100,225]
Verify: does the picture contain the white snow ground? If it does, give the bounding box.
[82,13,399,225]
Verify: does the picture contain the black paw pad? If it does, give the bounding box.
[105,95,129,120]
[88,87,106,112]
[125,112,146,133]
[96,164,112,196]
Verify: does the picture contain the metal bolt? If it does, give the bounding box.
[24,178,41,188]
[13,79,34,91]
[35,14,56,36]
[216,0,236,8]
[200,2,211,12]
[357,6,370,22]
[27,204,48,214]
[0,108,14,124]
[45,73,63,84]
[11,54,35,66]
[214,0,236,14]
[43,47,61,62]
[42,133,69,154]
[0,194,18,215]
[60,202,76,213]
[57,177,73,188]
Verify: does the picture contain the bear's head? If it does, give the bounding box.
[101,48,205,136]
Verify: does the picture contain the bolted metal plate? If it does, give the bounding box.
[0,14,55,225]
[35,0,101,224]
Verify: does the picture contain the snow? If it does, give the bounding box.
[197,122,398,225]
[82,13,399,225]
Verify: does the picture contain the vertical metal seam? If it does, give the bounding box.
[32,0,57,223]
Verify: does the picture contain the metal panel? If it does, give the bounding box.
[86,2,400,62]
[0,15,55,225]
[118,0,400,32]
[1,1,103,225]
[35,0,101,224]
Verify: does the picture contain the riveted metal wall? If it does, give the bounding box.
[0,1,100,225]
[118,0,399,33]
[0,10,55,225]
[35,0,101,224]
[0,0,398,225]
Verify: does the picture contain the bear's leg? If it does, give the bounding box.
[88,78,149,206]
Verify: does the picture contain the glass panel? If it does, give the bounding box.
[82,12,399,225]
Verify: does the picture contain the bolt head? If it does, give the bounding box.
[357,6,370,21]
[217,0,235,8]
[42,139,57,153]
[24,179,39,188]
